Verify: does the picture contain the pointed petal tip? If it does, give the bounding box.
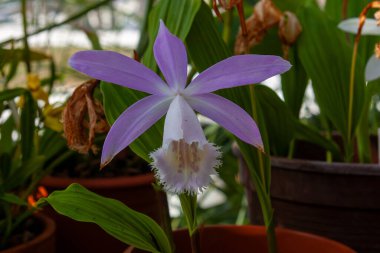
[256,144,265,154]
[158,19,168,34]
[100,157,113,170]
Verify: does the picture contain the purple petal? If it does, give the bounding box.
[70,50,170,95]
[154,21,187,91]
[186,93,263,149]
[101,95,172,167]
[185,55,291,95]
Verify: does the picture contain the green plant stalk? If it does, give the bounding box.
[0,0,112,46]
[320,116,333,162]
[222,9,232,44]
[287,139,295,159]
[179,193,199,253]
[248,85,277,253]
[249,85,267,190]
[21,0,31,73]
[346,41,358,162]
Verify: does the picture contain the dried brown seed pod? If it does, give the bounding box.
[62,79,109,154]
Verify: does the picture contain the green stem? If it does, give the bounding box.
[249,85,266,190]
[190,228,201,253]
[287,139,295,159]
[346,40,358,162]
[248,85,277,253]
[222,9,232,43]
[21,0,31,73]
[0,0,112,46]
[179,193,199,253]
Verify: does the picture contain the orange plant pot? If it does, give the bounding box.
[126,225,355,253]
[0,214,56,253]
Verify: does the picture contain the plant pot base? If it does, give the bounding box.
[126,225,355,253]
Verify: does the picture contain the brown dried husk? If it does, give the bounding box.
[234,0,282,54]
[62,79,109,154]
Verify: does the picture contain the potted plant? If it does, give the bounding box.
[37,4,355,252]
[0,85,57,253]
[235,1,380,252]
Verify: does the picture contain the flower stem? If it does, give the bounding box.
[21,0,31,73]
[190,228,201,253]
[248,85,277,253]
[179,193,200,253]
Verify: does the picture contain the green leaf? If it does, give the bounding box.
[0,153,12,187]
[20,92,37,162]
[39,129,68,161]
[0,114,16,154]
[297,4,365,143]
[186,1,230,70]
[0,48,50,65]
[0,193,27,206]
[142,0,201,70]
[0,88,27,102]
[38,184,172,253]
[255,85,295,157]
[6,156,45,191]
[281,45,308,118]
[273,0,307,12]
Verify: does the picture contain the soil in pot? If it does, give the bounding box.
[126,225,355,253]
[0,214,55,253]
[40,148,167,253]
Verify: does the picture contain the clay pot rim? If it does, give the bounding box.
[126,225,355,253]
[0,213,55,253]
[40,172,155,189]
[271,156,380,176]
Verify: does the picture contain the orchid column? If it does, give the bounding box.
[69,21,290,253]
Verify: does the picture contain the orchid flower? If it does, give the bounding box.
[69,21,291,194]
[338,18,380,82]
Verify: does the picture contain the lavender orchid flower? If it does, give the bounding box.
[69,21,291,193]
[338,18,380,82]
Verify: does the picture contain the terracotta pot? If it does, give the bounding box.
[40,173,167,253]
[0,214,55,253]
[243,157,380,253]
[126,225,355,253]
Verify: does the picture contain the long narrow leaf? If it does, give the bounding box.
[20,92,36,162]
[297,5,365,143]
[38,184,172,253]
